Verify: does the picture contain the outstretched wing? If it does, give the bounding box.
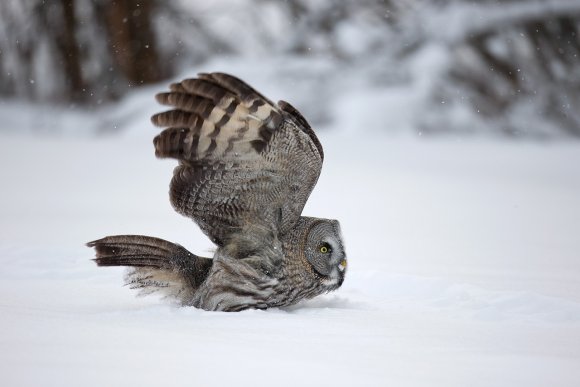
[152,72,323,252]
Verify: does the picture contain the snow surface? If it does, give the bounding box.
[1,77,580,387]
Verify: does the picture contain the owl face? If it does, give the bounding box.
[304,219,347,288]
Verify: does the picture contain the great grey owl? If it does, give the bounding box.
[88,72,347,312]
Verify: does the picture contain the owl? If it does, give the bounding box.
[88,72,347,312]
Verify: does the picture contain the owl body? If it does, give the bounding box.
[188,217,345,311]
[89,73,346,312]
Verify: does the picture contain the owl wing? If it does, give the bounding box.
[151,72,323,254]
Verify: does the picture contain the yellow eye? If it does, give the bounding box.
[320,244,331,254]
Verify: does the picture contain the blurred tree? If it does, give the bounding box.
[0,0,579,136]
[260,0,395,59]
[54,0,85,100]
[389,0,580,137]
[450,13,580,136]
[101,0,162,86]
[0,0,166,104]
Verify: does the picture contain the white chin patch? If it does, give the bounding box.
[322,277,338,287]
[322,268,340,286]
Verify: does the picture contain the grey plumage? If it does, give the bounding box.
[89,72,346,312]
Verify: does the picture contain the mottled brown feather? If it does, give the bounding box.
[151,72,323,250]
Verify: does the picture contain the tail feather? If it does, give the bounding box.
[93,255,170,268]
[88,235,212,304]
[89,235,184,263]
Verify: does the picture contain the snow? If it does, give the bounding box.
[1,79,580,387]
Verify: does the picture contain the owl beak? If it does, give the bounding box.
[338,258,347,272]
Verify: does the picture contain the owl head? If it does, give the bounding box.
[284,217,347,290]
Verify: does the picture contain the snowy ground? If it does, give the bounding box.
[1,81,580,386]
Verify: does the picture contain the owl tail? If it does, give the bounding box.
[88,235,212,304]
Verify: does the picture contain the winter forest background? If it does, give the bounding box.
[2,0,580,137]
[2,1,580,387]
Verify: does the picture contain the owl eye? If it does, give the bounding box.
[319,243,331,254]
